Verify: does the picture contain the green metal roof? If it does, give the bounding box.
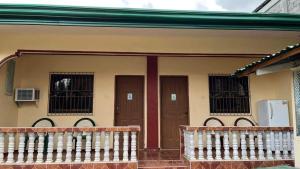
[234,43,300,76]
[1,4,300,30]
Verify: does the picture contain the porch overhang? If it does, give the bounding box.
[234,43,300,76]
[1,4,300,31]
[0,49,266,69]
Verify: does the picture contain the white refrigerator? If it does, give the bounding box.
[257,100,290,151]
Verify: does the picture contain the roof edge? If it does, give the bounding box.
[234,43,300,76]
[1,3,300,30]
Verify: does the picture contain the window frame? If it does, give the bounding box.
[208,74,251,116]
[48,72,95,116]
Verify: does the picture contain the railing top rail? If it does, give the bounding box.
[179,125,293,132]
[0,125,140,133]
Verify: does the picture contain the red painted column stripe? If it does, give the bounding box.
[147,56,158,149]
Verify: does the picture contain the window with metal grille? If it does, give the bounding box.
[209,75,250,115]
[49,73,94,115]
[293,71,300,136]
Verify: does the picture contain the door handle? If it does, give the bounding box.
[269,102,273,119]
[116,106,120,114]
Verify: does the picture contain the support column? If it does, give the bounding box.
[147,56,158,149]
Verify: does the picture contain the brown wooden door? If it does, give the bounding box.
[160,76,189,149]
[115,76,144,149]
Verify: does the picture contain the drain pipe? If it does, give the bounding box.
[0,53,19,69]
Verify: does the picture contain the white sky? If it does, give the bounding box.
[0,0,264,12]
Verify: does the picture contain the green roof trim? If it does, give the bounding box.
[1,4,300,30]
[234,43,300,76]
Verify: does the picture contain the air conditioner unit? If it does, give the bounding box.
[15,88,40,102]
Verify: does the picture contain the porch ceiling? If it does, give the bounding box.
[1,4,300,30]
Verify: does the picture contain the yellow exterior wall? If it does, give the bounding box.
[0,63,18,126]
[11,55,295,148]
[296,138,300,167]
[15,55,147,128]
[250,70,294,124]
[159,57,294,127]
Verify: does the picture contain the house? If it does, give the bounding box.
[0,3,299,169]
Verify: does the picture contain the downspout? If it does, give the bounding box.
[0,52,20,69]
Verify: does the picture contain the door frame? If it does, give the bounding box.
[114,75,145,149]
[159,75,190,149]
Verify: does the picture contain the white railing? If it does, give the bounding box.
[0,126,140,164]
[180,126,294,161]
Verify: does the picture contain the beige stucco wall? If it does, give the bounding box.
[15,55,147,128]
[296,138,300,167]
[10,55,294,148]
[159,57,294,127]
[250,70,294,124]
[0,63,18,126]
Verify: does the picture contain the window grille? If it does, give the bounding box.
[209,75,250,115]
[293,71,300,136]
[49,73,94,115]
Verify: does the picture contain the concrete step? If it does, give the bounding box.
[138,160,189,169]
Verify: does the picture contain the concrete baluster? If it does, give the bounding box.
[113,132,120,161]
[266,131,274,160]
[17,133,26,163]
[123,131,129,161]
[206,131,213,160]
[7,133,15,163]
[282,131,289,159]
[75,132,82,162]
[104,132,110,161]
[131,132,137,161]
[65,132,73,163]
[223,131,231,160]
[215,131,222,160]
[94,132,101,162]
[232,131,240,160]
[257,131,265,160]
[46,132,54,163]
[84,132,92,162]
[26,133,35,163]
[240,131,248,160]
[36,133,45,163]
[197,130,204,160]
[274,131,282,160]
[249,132,256,160]
[56,132,64,163]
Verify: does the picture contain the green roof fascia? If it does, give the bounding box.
[1,4,300,30]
